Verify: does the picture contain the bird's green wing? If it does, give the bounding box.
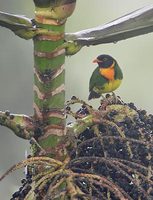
[114,63,123,79]
[89,67,107,91]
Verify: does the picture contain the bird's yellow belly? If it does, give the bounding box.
[94,79,122,94]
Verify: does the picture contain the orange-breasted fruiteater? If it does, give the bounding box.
[88,54,123,100]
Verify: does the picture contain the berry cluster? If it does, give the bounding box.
[68,96,153,200]
[9,95,153,200]
[10,174,32,200]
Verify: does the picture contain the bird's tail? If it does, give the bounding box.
[88,91,101,100]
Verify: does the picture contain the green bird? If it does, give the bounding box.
[88,54,123,100]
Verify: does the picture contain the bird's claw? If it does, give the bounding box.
[99,93,123,110]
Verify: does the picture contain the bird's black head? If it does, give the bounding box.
[93,54,115,68]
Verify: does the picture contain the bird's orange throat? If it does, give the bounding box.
[99,62,115,80]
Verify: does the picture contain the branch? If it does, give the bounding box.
[0,111,34,139]
[65,5,153,48]
[66,100,138,136]
[67,115,94,136]
[2,5,153,53]
[0,11,36,39]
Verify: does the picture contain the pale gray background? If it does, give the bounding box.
[0,0,153,199]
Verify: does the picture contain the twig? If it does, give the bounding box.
[0,156,62,181]
[71,172,129,200]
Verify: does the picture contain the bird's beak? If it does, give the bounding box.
[92,58,101,63]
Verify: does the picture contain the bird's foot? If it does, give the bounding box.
[99,95,111,110]
[99,93,123,110]
[112,92,118,103]
[111,92,124,104]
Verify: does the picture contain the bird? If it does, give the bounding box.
[88,54,123,100]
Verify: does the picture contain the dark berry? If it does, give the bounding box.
[34,127,42,137]
[139,114,145,121]
[108,110,118,119]
[67,122,72,125]
[26,174,32,179]
[43,183,49,191]
[21,179,27,184]
[124,116,132,124]
[36,196,42,200]
[116,122,122,127]
[27,155,32,158]
[12,191,20,198]
[141,110,147,115]
[146,118,152,125]
[34,188,39,194]
[105,94,110,98]
[5,110,10,116]
[150,189,153,195]
[66,106,71,111]
[27,178,32,184]
[10,115,14,120]
[19,192,25,198]
[29,139,35,145]
[110,126,118,133]
[22,188,29,195]
[19,187,23,191]
[128,102,137,110]
[76,107,89,115]
[26,185,32,191]
[71,96,77,100]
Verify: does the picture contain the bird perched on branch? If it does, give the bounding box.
[88,54,123,100]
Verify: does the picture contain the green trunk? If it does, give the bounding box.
[33,0,76,160]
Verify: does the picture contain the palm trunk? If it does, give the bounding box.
[32,0,76,160]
